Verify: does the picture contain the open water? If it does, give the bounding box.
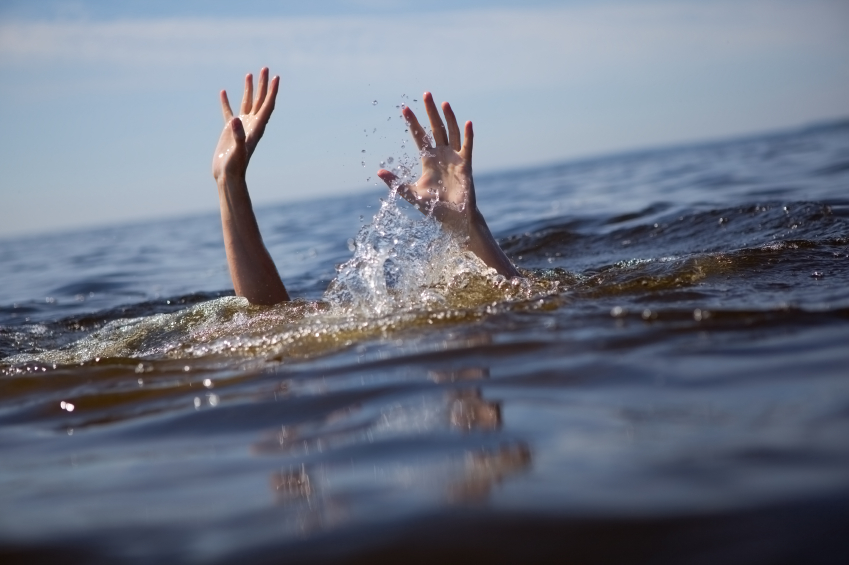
[2,120,849,564]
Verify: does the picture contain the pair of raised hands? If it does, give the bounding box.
[212,68,477,234]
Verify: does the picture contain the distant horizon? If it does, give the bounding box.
[3,114,845,243]
[2,1,847,240]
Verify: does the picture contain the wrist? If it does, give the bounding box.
[216,171,246,188]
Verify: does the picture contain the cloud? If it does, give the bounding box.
[0,0,846,238]
[2,1,845,93]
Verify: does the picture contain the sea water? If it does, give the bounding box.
[1,121,848,564]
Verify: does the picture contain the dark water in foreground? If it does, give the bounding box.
[2,121,849,564]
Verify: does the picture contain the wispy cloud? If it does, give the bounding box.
[2,1,845,92]
[0,0,846,238]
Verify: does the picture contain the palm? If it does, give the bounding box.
[416,147,472,223]
[379,93,476,231]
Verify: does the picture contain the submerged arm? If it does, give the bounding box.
[212,69,289,305]
[377,93,519,277]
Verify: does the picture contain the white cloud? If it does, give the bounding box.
[0,0,846,238]
[1,1,845,93]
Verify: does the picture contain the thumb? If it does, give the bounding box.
[379,169,426,212]
[231,117,246,144]
[377,169,399,188]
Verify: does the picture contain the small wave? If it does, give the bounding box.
[2,191,562,369]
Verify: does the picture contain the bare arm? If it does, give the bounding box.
[212,68,289,305]
[377,93,519,277]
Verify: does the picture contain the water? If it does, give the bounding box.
[2,121,849,564]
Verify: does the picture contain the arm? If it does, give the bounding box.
[377,93,519,277]
[212,68,289,305]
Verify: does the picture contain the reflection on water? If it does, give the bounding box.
[258,362,529,535]
[1,121,849,563]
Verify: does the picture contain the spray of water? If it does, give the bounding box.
[324,184,487,317]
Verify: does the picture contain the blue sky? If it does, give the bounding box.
[1,0,847,238]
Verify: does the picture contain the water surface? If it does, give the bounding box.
[2,121,849,564]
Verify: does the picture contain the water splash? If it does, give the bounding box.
[324,187,486,317]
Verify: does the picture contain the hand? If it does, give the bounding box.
[378,92,519,277]
[377,92,476,233]
[212,67,279,181]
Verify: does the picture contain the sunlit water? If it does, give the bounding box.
[2,121,848,564]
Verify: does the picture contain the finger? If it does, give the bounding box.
[441,101,461,152]
[377,169,399,187]
[231,117,246,147]
[255,75,279,126]
[423,92,448,146]
[402,106,431,152]
[378,169,424,210]
[461,121,473,164]
[240,73,253,115]
[253,67,268,114]
[220,90,234,124]
[377,169,408,196]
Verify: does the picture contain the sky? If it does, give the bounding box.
[0,0,847,239]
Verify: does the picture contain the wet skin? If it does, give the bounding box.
[213,69,518,305]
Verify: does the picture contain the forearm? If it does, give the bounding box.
[217,174,289,305]
[466,207,520,277]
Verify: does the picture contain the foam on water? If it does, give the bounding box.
[2,188,564,368]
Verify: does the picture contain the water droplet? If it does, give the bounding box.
[208,394,219,407]
[361,149,366,153]
[387,157,394,164]
[372,100,378,105]
[361,161,365,167]
[203,378,213,388]
[193,397,201,409]
[811,271,824,278]
[610,306,625,318]
[379,161,385,167]
[401,103,406,109]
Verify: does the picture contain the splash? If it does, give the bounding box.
[324,185,488,316]
[2,187,565,369]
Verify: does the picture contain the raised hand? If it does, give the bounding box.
[378,93,519,277]
[212,68,289,305]
[212,67,279,181]
[378,92,475,232]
